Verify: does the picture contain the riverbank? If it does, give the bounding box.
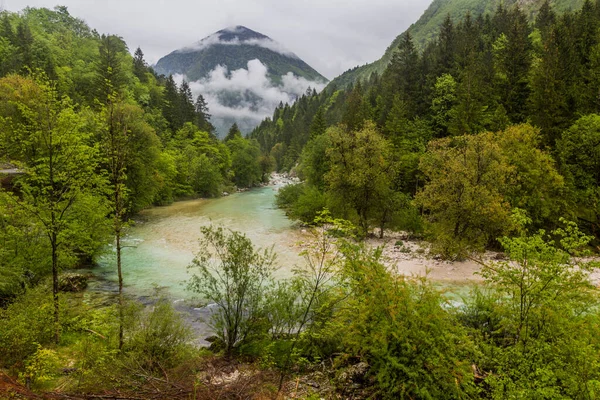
[366,232,487,284]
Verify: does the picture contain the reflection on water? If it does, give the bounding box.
[93,186,304,300]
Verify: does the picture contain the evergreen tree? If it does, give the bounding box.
[493,6,532,123]
[536,0,556,37]
[0,14,14,43]
[162,75,181,131]
[225,123,242,142]
[15,21,33,72]
[309,107,327,138]
[342,82,371,131]
[132,46,147,82]
[96,34,127,102]
[178,80,196,125]
[437,14,456,74]
[194,94,212,132]
[384,31,421,117]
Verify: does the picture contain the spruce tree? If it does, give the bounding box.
[225,123,242,142]
[132,46,147,82]
[309,107,327,138]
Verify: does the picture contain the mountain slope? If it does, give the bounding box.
[329,0,585,89]
[154,26,328,137]
[154,26,327,84]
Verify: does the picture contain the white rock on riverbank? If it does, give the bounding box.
[269,172,300,188]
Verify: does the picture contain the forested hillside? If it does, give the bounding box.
[3,2,600,399]
[328,0,585,88]
[0,6,270,303]
[255,0,600,257]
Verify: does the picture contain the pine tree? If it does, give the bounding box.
[195,94,213,133]
[384,32,421,118]
[529,26,569,145]
[309,107,327,138]
[342,82,371,131]
[178,80,196,125]
[0,14,14,43]
[438,14,456,74]
[494,6,532,123]
[163,75,181,131]
[15,21,33,72]
[132,47,147,82]
[225,123,242,142]
[536,0,556,38]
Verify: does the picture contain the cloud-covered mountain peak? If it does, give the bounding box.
[176,26,297,59]
[216,26,269,42]
[154,26,328,137]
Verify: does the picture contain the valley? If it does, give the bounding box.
[2,0,600,398]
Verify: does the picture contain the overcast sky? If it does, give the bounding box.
[4,0,432,79]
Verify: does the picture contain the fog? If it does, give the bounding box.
[175,59,326,135]
[179,26,299,59]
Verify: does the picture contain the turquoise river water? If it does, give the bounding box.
[90,185,303,301]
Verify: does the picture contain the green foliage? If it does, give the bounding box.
[417,125,565,258]
[325,122,394,236]
[558,114,600,240]
[20,345,61,389]
[331,242,478,399]
[468,220,600,398]
[275,183,327,224]
[227,135,262,188]
[123,297,193,371]
[0,286,56,369]
[298,133,330,190]
[187,225,277,356]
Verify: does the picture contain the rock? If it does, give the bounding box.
[302,379,320,388]
[347,362,369,382]
[58,273,89,292]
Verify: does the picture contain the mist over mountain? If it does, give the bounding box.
[155,26,328,136]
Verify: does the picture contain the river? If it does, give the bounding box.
[86,183,477,340]
[90,185,304,301]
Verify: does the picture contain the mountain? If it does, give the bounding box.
[154,26,328,136]
[328,0,585,89]
[154,26,327,84]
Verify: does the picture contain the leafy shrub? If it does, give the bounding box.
[467,220,600,398]
[188,226,276,356]
[330,242,478,399]
[0,286,56,369]
[123,298,193,371]
[20,346,61,389]
[276,183,327,224]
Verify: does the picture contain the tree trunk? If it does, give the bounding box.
[117,226,124,349]
[379,209,388,239]
[51,232,60,344]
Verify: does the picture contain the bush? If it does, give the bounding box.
[19,346,61,390]
[188,226,276,356]
[330,242,478,399]
[275,183,327,224]
[468,220,600,398]
[123,298,194,371]
[275,183,304,212]
[0,286,57,369]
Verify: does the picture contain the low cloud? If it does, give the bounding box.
[179,30,298,59]
[174,59,326,136]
